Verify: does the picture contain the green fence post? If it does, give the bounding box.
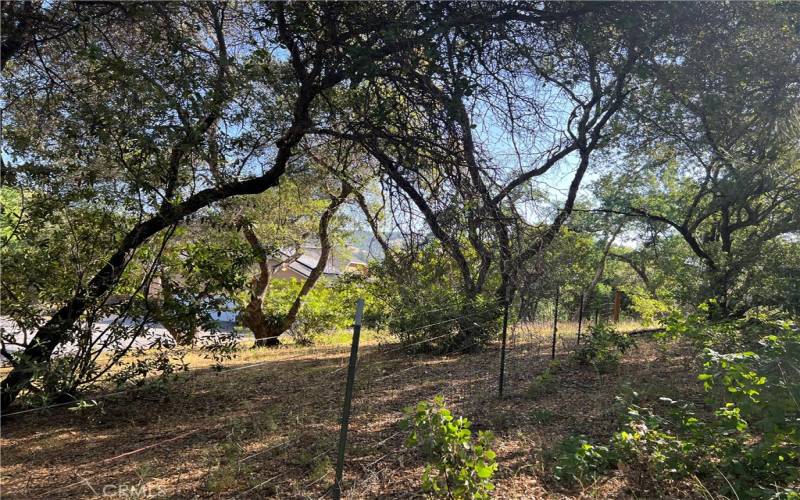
[332,298,364,500]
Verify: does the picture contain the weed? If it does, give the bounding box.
[530,408,555,425]
[526,370,557,398]
[205,423,254,494]
[307,455,332,484]
[403,396,498,499]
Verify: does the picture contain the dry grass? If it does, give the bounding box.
[0,325,703,499]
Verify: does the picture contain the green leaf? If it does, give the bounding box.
[475,464,493,479]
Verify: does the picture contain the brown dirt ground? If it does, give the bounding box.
[0,328,705,499]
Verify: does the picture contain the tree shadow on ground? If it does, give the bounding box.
[0,337,700,499]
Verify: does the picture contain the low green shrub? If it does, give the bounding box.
[530,408,555,425]
[402,396,498,499]
[574,323,635,373]
[555,310,800,498]
[611,400,708,480]
[552,435,611,485]
[526,369,557,398]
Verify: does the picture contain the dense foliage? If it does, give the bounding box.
[555,309,800,497]
[369,242,503,353]
[258,274,380,346]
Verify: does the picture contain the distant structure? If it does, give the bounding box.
[270,246,367,280]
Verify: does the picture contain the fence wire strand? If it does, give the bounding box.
[10,287,635,498]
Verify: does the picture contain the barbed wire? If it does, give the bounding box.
[40,428,203,497]
[4,297,508,419]
[18,304,509,495]
[1,345,352,417]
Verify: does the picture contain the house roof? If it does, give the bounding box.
[276,247,365,279]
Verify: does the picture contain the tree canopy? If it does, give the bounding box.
[1,1,798,420]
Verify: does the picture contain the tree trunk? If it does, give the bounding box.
[251,185,352,347]
[707,270,735,319]
[239,223,280,347]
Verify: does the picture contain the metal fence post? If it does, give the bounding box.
[498,299,510,398]
[576,293,584,345]
[333,298,364,500]
[551,286,559,360]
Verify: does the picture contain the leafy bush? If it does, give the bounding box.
[530,408,555,425]
[402,396,498,499]
[611,400,708,480]
[553,435,611,485]
[574,323,635,373]
[628,289,672,326]
[332,271,389,329]
[369,243,502,353]
[611,389,800,498]
[688,313,799,496]
[561,311,800,497]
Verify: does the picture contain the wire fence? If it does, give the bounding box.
[5,287,646,498]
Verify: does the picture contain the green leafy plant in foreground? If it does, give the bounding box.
[402,396,498,499]
[558,310,800,498]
